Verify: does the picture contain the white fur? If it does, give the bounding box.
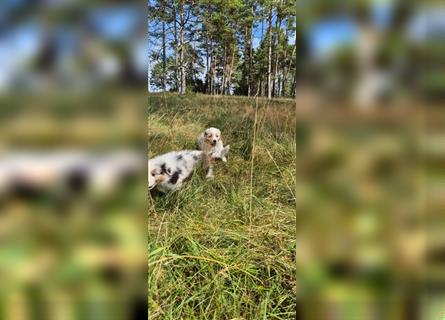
[148,150,204,192]
[148,147,230,193]
[197,127,230,178]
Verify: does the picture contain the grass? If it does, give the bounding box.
[148,95,445,319]
[148,93,297,319]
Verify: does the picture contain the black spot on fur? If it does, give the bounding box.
[193,155,199,160]
[176,155,183,160]
[149,188,165,197]
[131,294,147,320]
[169,169,182,184]
[66,168,89,194]
[160,163,172,175]
[10,180,46,200]
[100,264,122,282]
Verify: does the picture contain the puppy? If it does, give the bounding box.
[148,159,170,191]
[148,148,229,193]
[197,127,230,178]
[148,150,210,193]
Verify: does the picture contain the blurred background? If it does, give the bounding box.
[291,0,445,318]
[0,1,147,319]
[294,0,445,107]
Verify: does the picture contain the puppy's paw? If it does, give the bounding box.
[206,174,214,180]
[222,157,227,162]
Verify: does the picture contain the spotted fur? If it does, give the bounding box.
[148,150,204,192]
[148,148,229,193]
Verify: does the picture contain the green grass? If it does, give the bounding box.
[148,93,297,319]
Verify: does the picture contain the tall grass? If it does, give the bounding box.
[148,93,297,319]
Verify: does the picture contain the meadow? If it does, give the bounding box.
[148,94,297,319]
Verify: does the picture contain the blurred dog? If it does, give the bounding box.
[197,127,230,178]
[0,151,143,199]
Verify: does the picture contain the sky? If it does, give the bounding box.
[309,17,358,59]
[408,6,445,41]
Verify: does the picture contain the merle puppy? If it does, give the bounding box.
[148,147,229,193]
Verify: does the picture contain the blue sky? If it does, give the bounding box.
[88,6,142,40]
[308,1,393,58]
[309,17,358,58]
[0,22,41,89]
[408,6,445,40]
[250,17,358,59]
[236,1,393,58]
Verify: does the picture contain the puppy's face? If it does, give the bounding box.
[148,161,169,190]
[204,127,221,146]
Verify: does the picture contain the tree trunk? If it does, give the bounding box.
[204,20,210,93]
[192,22,197,86]
[248,22,253,96]
[243,17,253,97]
[209,40,216,95]
[148,61,151,93]
[226,47,235,94]
[283,45,295,97]
[173,6,179,92]
[244,25,249,96]
[282,15,291,96]
[162,19,166,91]
[267,6,273,100]
[221,44,226,95]
[179,0,186,95]
[273,14,281,97]
[293,34,297,98]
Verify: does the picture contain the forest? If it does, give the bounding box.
[148,0,297,98]
[149,0,445,105]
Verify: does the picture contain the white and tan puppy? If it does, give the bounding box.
[197,127,230,178]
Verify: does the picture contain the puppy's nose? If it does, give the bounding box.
[212,139,217,143]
